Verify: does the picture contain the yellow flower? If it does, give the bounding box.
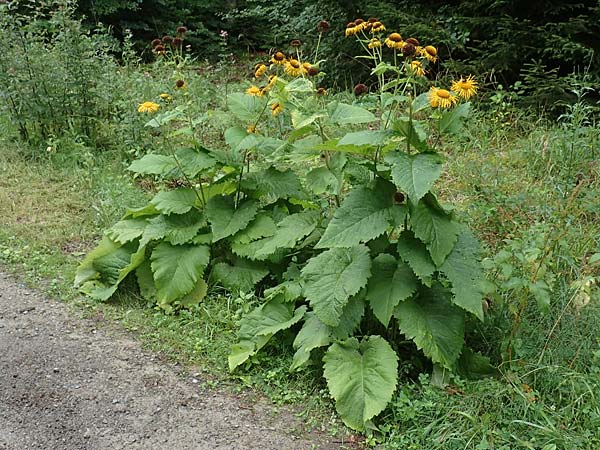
[245,85,263,96]
[316,87,327,96]
[270,51,286,65]
[384,32,403,49]
[247,124,257,133]
[254,63,268,78]
[370,21,386,33]
[345,21,358,37]
[410,60,425,77]
[428,87,458,108]
[284,58,304,77]
[159,93,172,102]
[368,38,382,49]
[271,102,283,116]
[267,75,278,89]
[421,45,438,63]
[451,75,478,99]
[138,101,160,113]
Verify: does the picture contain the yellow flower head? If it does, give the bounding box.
[267,75,278,89]
[316,87,328,96]
[370,21,386,33]
[384,32,403,49]
[138,101,160,113]
[254,63,268,78]
[270,51,286,65]
[421,45,438,63]
[284,58,305,77]
[345,21,357,37]
[428,87,458,108]
[247,124,258,134]
[245,85,263,96]
[451,75,478,99]
[271,102,283,116]
[410,60,425,77]
[159,93,172,102]
[368,38,382,49]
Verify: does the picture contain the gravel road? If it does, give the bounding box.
[0,271,341,450]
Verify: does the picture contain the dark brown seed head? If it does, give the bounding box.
[394,192,405,204]
[162,35,173,44]
[307,66,319,76]
[317,20,330,32]
[177,26,187,34]
[401,42,416,57]
[290,39,302,47]
[151,38,161,48]
[173,37,183,46]
[154,44,165,53]
[175,79,185,88]
[405,37,420,46]
[354,83,368,96]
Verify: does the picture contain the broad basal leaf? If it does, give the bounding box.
[150,242,210,303]
[204,196,259,242]
[366,254,419,327]
[231,213,276,244]
[410,193,459,266]
[397,230,436,286]
[227,92,267,122]
[386,151,443,202]
[330,103,376,125]
[306,166,340,195]
[323,336,398,431]
[150,188,199,215]
[106,218,147,244]
[439,229,485,320]
[177,278,208,308]
[338,130,392,147]
[395,284,465,369]
[439,102,470,134]
[317,180,403,249]
[128,154,177,176]
[212,260,269,292]
[302,245,371,327]
[241,167,306,201]
[392,117,430,153]
[176,147,217,177]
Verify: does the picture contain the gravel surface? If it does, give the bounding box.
[0,272,341,450]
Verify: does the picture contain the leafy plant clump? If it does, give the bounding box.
[76,17,491,430]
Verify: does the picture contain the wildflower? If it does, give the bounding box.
[290,39,302,47]
[410,60,425,77]
[368,38,382,49]
[354,83,368,96]
[271,51,286,65]
[284,59,304,77]
[151,38,161,48]
[354,18,366,32]
[405,37,420,46]
[245,85,263,96]
[177,26,187,34]
[316,87,328,96]
[451,75,478,99]
[428,87,458,108]
[271,102,283,116]
[345,21,357,37]
[307,66,319,77]
[302,62,312,72]
[384,33,403,49]
[247,124,257,133]
[317,20,330,33]
[421,45,437,63]
[254,63,268,78]
[173,37,183,47]
[401,42,417,57]
[159,93,172,102]
[138,101,160,113]
[370,21,386,33]
[154,44,166,54]
[175,79,187,89]
[162,35,173,44]
[266,75,278,90]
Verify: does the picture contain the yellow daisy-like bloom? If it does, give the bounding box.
[370,21,385,33]
[302,62,312,72]
[368,38,382,49]
[410,60,425,77]
[345,21,358,37]
[421,45,438,63]
[428,87,458,108]
[138,101,160,113]
[254,63,267,78]
[245,85,263,96]
[271,102,283,116]
[270,51,286,65]
[384,32,403,49]
[354,18,366,32]
[247,124,257,134]
[451,75,478,99]
[159,93,172,102]
[284,59,304,77]
[267,75,278,90]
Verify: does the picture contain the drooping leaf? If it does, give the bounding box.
[177,278,208,308]
[176,147,217,177]
[135,259,156,302]
[204,196,259,242]
[150,188,199,215]
[410,193,460,266]
[439,102,471,134]
[150,242,210,303]
[330,103,376,125]
[232,213,277,244]
[395,284,465,369]
[386,151,443,202]
[366,254,419,327]
[241,167,306,201]
[317,180,404,248]
[397,230,436,286]
[123,203,159,219]
[128,154,177,176]
[212,260,269,292]
[106,218,147,244]
[291,312,332,370]
[439,229,485,320]
[323,336,398,431]
[302,245,371,327]
[338,130,392,146]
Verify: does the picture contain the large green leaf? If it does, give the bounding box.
[338,130,392,146]
[302,245,371,326]
[410,194,459,266]
[330,103,376,125]
[176,147,217,177]
[150,188,199,215]
[106,218,147,244]
[397,230,436,286]
[241,167,306,201]
[227,92,267,122]
[440,229,485,320]
[211,260,269,292]
[128,154,177,176]
[393,117,430,152]
[439,102,471,134]
[395,285,465,369]
[366,254,419,327]
[317,180,405,249]
[150,242,210,303]
[204,196,259,242]
[177,279,208,308]
[387,151,443,202]
[305,166,340,195]
[231,213,276,244]
[323,336,398,431]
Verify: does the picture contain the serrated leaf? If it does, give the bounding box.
[410,193,460,266]
[232,213,277,244]
[177,278,208,308]
[204,196,259,242]
[128,154,177,176]
[386,151,443,202]
[106,218,147,244]
[323,336,398,431]
[242,167,306,201]
[302,245,371,326]
[176,147,216,177]
[338,130,392,146]
[395,285,465,369]
[150,188,199,215]
[306,166,340,195]
[439,229,485,320]
[150,242,210,303]
[440,102,471,134]
[135,260,156,302]
[123,204,159,219]
[291,313,332,370]
[393,117,430,152]
[366,254,419,327]
[397,230,436,286]
[317,180,400,249]
[330,103,376,125]
[227,92,267,122]
[163,210,207,245]
[212,260,269,292]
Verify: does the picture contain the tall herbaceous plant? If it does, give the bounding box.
[75,17,488,430]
